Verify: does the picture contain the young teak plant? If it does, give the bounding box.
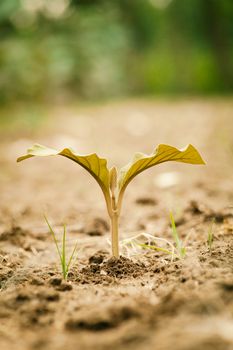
[17,143,205,258]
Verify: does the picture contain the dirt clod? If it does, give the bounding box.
[135,197,157,206]
[84,218,109,236]
[103,256,147,278]
[49,277,62,286]
[65,304,140,332]
[89,252,105,265]
[56,282,73,292]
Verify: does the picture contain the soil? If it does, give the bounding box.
[0,98,233,350]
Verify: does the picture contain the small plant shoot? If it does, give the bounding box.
[44,215,78,280]
[170,212,186,259]
[18,143,205,258]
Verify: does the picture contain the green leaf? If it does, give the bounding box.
[17,144,111,202]
[118,144,205,193]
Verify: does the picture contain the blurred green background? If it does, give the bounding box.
[0,0,233,104]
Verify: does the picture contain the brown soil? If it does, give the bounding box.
[0,98,233,350]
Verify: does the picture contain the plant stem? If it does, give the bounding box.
[111,211,119,258]
[62,224,67,280]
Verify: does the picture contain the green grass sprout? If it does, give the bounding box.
[44,215,78,280]
[170,211,186,259]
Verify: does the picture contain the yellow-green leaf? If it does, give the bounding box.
[118,144,205,192]
[17,144,111,202]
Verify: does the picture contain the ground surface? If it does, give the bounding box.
[0,98,233,350]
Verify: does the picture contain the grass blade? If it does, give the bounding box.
[67,240,78,271]
[62,224,67,280]
[170,212,179,248]
[137,243,179,258]
[170,211,186,259]
[44,215,63,265]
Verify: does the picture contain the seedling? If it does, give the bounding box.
[18,143,205,258]
[44,215,78,280]
[170,211,186,259]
